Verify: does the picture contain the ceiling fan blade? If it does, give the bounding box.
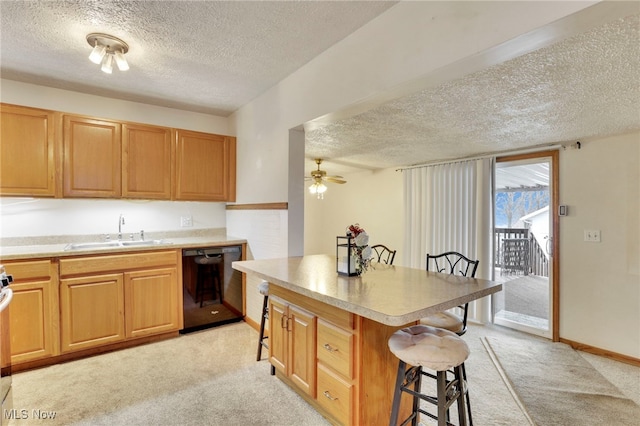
[325,177,346,184]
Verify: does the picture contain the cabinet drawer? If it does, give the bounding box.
[317,319,353,379]
[59,250,177,276]
[1,260,52,281]
[317,363,352,425]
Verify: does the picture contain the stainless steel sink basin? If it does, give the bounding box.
[64,239,171,251]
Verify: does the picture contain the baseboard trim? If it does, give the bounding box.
[559,337,640,367]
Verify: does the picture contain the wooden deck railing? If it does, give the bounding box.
[494,228,549,277]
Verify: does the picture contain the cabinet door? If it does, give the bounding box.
[63,115,122,197]
[122,123,173,199]
[288,304,316,397]
[0,104,56,196]
[4,259,59,364]
[9,279,58,363]
[175,130,236,201]
[269,297,288,374]
[124,267,179,338]
[60,273,125,352]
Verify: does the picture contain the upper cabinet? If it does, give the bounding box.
[0,104,57,197]
[63,115,122,198]
[122,123,173,200]
[1,103,236,202]
[175,130,236,202]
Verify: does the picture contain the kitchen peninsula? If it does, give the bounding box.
[232,254,502,425]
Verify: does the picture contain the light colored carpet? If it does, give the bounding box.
[8,322,639,425]
[9,323,328,425]
[483,334,640,426]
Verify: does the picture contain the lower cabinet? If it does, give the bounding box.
[269,296,316,397]
[3,259,59,364]
[60,273,125,352]
[269,286,358,425]
[59,250,181,354]
[125,267,179,338]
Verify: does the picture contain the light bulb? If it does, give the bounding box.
[89,43,106,64]
[114,50,129,71]
[101,54,113,74]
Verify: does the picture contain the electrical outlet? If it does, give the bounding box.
[584,229,600,242]
[180,216,193,227]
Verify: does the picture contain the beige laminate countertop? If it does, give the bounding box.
[0,230,246,260]
[232,254,502,326]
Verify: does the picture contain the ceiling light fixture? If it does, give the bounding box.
[86,33,129,73]
[308,179,327,199]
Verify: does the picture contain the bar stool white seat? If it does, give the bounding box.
[388,324,471,426]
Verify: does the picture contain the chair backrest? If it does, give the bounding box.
[371,244,396,265]
[426,251,479,278]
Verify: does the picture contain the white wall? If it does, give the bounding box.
[0,80,231,239]
[559,131,640,358]
[229,1,595,326]
[304,168,404,264]
[0,197,226,239]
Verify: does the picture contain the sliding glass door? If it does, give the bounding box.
[492,151,559,340]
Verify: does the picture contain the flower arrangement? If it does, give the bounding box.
[347,223,372,275]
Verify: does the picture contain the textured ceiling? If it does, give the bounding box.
[0,0,395,116]
[1,2,638,178]
[305,12,640,173]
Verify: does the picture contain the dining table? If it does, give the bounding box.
[232,254,502,425]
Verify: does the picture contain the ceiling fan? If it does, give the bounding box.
[306,158,346,198]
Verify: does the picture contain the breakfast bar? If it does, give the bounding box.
[233,254,502,425]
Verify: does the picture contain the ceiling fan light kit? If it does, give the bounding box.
[86,33,129,73]
[306,158,346,199]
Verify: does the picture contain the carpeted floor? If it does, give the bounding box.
[483,334,640,426]
[8,322,640,425]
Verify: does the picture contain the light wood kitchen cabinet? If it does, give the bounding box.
[122,123,173,199]
[175,129,236,201]
[0,104,57,197]
[124,267,179,338]
[269,295,316,398]
[63,115,122,198]
[270,285,359,425]
[59,250,180,353]
[3,259,59,364]
[60,273,125,352]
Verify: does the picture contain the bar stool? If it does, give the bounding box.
[194,254,223,307]
[388,324,471,426]
[256,280,275,375]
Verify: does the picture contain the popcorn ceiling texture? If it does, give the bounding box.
[305,14,640,169]
[0,0,395,116]
[1,2,638,172]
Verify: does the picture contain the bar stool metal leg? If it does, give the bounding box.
[256,294,269,361]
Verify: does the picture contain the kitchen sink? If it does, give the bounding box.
[64,239,171,251]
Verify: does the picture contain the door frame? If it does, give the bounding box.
[496,150,559,341]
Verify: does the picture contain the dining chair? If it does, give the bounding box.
[370,244,396,265]
[421,251,479,335]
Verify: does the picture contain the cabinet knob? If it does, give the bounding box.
[323,343,338,352]
[323,391,338,401]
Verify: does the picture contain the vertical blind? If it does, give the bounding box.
[403,158,494,322]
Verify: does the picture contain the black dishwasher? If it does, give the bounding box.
[180,246,243,333]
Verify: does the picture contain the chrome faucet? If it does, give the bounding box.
[118,214,125,240]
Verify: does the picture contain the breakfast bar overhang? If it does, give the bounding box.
[233,254,502,425]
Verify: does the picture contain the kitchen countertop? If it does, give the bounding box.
[232,254,502,326]
[0,229,246,260]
